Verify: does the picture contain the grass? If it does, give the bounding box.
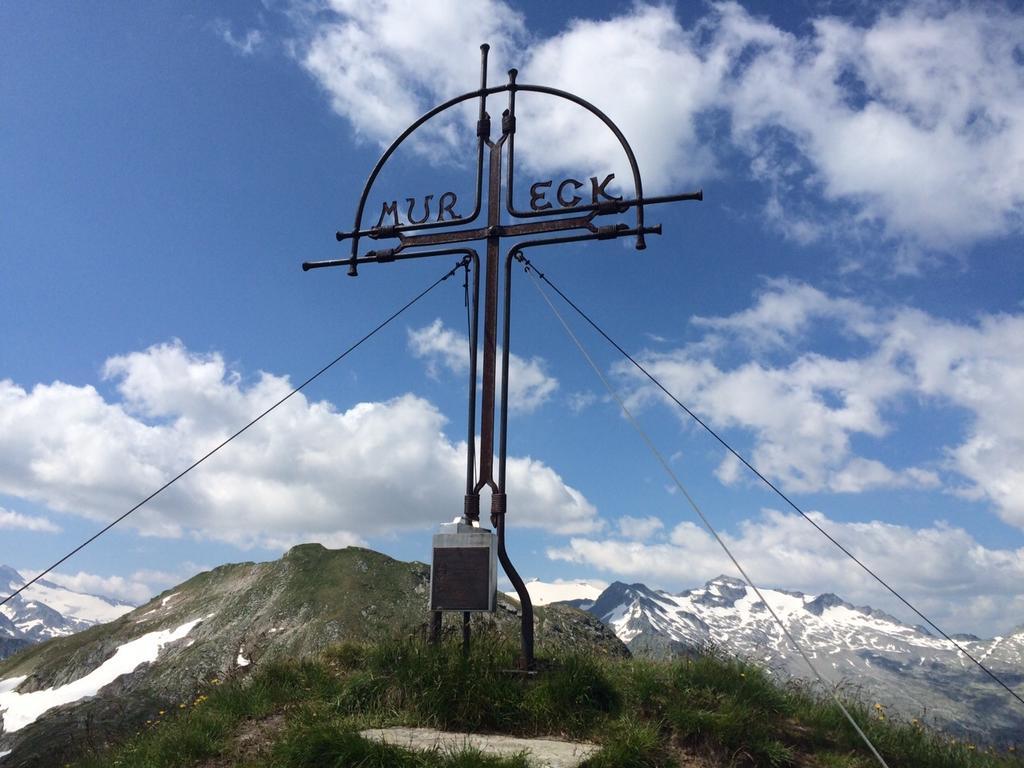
[71,636,1024,768]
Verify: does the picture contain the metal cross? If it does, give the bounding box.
[303,45,701,666]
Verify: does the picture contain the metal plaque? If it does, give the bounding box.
[430,523,497,612]
[431,547,490,611]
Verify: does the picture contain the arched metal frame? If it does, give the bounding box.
[304,45,701,668]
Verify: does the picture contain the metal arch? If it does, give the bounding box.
[342,55,663,272]
[501,73,649,247]
[342,44,498,275]
[342,88,498,269]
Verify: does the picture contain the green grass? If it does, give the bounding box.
[72,637,1024,768]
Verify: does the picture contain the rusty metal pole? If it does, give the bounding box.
[495,248,534,668]
[476,135,506,497]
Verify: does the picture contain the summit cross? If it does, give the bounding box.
[303,44,701,666]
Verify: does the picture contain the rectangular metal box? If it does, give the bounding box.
[430,522,497,612]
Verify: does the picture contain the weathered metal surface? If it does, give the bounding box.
[304,44,702,668]
[430,548,490,611]
[430,524,497,612]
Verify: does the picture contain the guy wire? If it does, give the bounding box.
[517,253,1024,711]
[1,258,469,609]
[521,260,891,768]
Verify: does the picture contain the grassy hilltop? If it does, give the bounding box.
[72,635,1023,768]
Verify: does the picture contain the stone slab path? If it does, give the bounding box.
[360,727,601,768]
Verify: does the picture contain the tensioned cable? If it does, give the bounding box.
[522,262,890,768]
[1,259,468,609]
[519,254,1024,711]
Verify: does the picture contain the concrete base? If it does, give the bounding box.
[359,727,600,768]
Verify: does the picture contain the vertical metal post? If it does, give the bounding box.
[429,610,442,644]
[464,255,480,510]
[495,250,534,668]
[477,138,505,494]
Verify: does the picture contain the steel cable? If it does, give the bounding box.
[1,259,468,609]
[517,254,1024,712]
[523,262,891,767]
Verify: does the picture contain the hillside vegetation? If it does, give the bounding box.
[72,635,1023,768]
[0,546,625,766]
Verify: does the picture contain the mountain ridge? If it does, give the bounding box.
[0,565,135,657]
[567,574,1024,743]
[0,544,625,767]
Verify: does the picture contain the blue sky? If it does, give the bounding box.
[1,1,1023,637]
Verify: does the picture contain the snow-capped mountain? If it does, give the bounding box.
[584,575,1024,743]
[0,566,134,656]
[504,578,606,607]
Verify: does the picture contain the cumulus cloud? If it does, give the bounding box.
[514,4,718,189]
[549,508,1024,636]
[34,566,202,605]
[616,515,664,541]
[0,341,600,550]
[407,319,558,413]
[618,279,1024,526]
[290,1,1024,252]
[879,308,1024,524]
[722,2,1024,252]
[0,506,60,533]
[298,0,526,152]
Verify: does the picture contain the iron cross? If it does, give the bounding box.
[303,44,701,664]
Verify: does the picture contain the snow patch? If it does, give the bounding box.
[0,677,27,696]
[0,617,204,734]
[236,648,250,667]
[505,579,605,607]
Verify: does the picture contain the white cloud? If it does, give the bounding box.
[0,340,599,549]
[291,1,1024,252]
[0,507,60,533]
[38,569,178,605]
[721,2,1024,251]
[621,280,1024,526]
[567,391,598,414]
[623,339,921,495]
[880,309,1024,526]
[616,515,663,541]
[691,278,874,349]
[15,564,206,605]
[407,319,558,413]
[549,508,1024,636]
[213,20,265,56]
[298,0,525,152]
[514,5,719,190]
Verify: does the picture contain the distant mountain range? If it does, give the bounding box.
[516,575,1024,744]
[0,565,134,660]
[3,554,1023,763]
